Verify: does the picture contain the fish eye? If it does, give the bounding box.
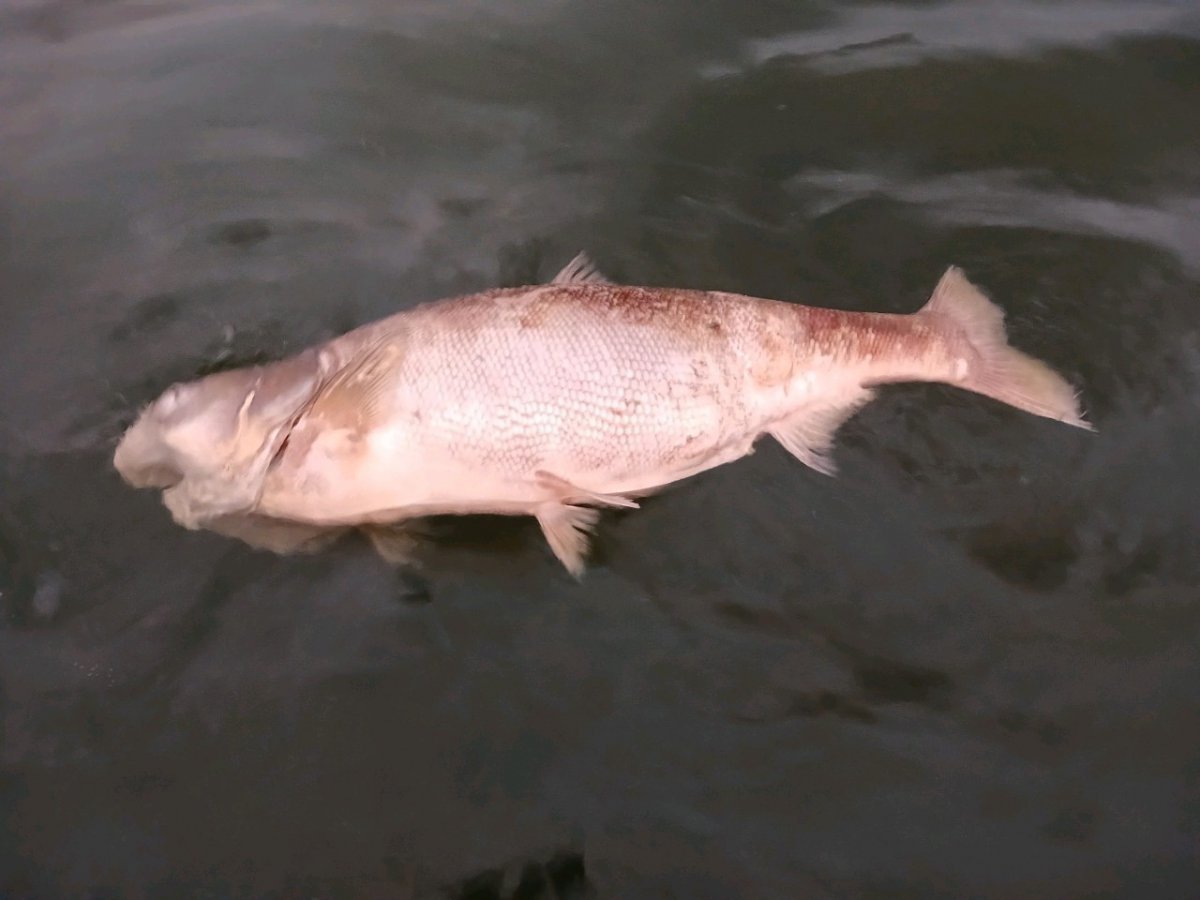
[155,384,186,415]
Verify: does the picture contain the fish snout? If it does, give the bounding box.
[113,420,183,489]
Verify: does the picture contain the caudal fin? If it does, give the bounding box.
[920,267,1093,430]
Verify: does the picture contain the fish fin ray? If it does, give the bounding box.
[363,523,424,567]
[551,251,613,285]
[308,340,400,427]
[207,514,347,555]
[536,503,601,578]
[535,470,639,509]
[768,389,876,475]
[920,266,1007,346]
[920,266,1093,430]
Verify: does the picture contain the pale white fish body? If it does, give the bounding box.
[112,253,1091,576]
[258,276,809,523]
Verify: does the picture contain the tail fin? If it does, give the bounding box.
[920,267,1093,430]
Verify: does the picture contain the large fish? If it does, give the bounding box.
[113,254,1090,575]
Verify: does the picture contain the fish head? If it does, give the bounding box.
[114,349,328,520]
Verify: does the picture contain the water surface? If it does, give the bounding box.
[2,1,1199,896]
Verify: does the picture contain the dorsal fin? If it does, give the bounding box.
[551,251,613,285]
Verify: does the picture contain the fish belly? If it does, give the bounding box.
[260,360,757,523]
[256,425,543,523]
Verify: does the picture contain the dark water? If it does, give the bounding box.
[2,1,1200,896]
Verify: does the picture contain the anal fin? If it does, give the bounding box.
[768,388,876,475]
[535,503,601,578]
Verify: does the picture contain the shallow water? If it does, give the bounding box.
[2,1,1199,896]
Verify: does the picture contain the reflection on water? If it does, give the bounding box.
[2,1,1199,896]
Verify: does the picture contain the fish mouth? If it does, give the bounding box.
[112,425,183,489]
[125,464,184,489]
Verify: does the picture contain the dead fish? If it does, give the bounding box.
[113,254,1091,576]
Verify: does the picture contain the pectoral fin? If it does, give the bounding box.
[535,503,601,578]
[768,388,876,475]
[207,513,347,555]
[308,338,402,428]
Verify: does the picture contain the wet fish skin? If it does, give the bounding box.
[113,348,330,526]
[113,254,1091,576]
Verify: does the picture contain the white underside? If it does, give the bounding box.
[256,418,767,525]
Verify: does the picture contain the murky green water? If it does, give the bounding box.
[2,1,1198,896]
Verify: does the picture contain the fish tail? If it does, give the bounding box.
[919,267,1093,430]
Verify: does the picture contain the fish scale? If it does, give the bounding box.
[391,290,737,479]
